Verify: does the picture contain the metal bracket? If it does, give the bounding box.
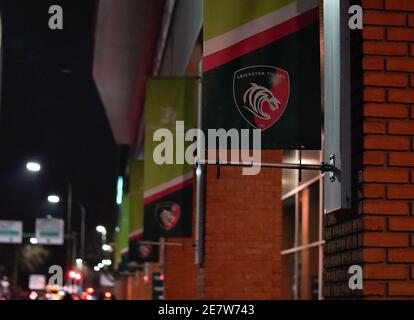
[195,158,335,174]
[329,155,336,182]
[139,240,185,247]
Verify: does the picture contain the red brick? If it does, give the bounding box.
[411,75,414,87]
[365,136,410,150]
[364,73,408,87]
[364,216,386,230]
[364,151,386,165]
[389,217,414,231]
[389,249,414,262]
[364,88,386,102]
[389,89,414,104]
[363,41,407,56]
[363,249,386,263]
[364,57,385,70]
[388,120,414,135]
[363,0,383,9]
[364,120,385,134]
[409,15,414,27]
[364,11,407,25]
[364,281,386,295]
[364,103,408,118]
[389,282,414,296]
[385,0,414,12]
[387,57,414,72]
[388,185,414,199]
[387,27,414,41]
[364,200,410,215]
[364,26,385,40]
[364,184,386,198]
[411,44,414,56]
[365,265,409,279]
[389,152,414,167]
[364,168,409,183]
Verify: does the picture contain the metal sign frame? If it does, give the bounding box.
[323,0,352,213]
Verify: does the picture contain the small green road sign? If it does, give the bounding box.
[35,218,64,245]
[0,220,23,244]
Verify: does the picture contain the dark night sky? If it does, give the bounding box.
[0,0,120,279]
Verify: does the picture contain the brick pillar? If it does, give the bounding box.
[199,150,282,299]
[361,0,414,298]
[164,236,197,299]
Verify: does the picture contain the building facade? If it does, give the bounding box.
[93,0,414,300]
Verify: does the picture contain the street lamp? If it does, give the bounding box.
[26,162,41,173]
[102,244,111,252]
[96,225,106,235]
[29,237,38,245]
[49,197,86,265]
[75,258,83,265]
[102,259,112,266]
[24,160,74,274]
[47,195,60,203]
[96,225,107,246]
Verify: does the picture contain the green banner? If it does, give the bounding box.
[128,160,158,264]
[143,77,195,238]
[203,0,321,150]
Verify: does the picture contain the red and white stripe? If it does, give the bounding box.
[129,228,143,241]
[144,171,193,205]
[203,0,320,72]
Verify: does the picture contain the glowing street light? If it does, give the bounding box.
[76,258,83,265]
[26,162,41,173]
[96,225,107,246]
[47,195,60,203]
[29,237,38,245]
[102,259,112,266]
[96,225,107,235]
[93,266,100,272]
[102,244,111,252]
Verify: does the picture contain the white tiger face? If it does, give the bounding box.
[242,83,281,120]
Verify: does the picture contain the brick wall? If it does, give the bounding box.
[361,0,414,298]
[199,150,283,299]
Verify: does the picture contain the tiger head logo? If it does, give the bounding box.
[233,66,290,130]
[243,83,281,120]
[155,202,181,231]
